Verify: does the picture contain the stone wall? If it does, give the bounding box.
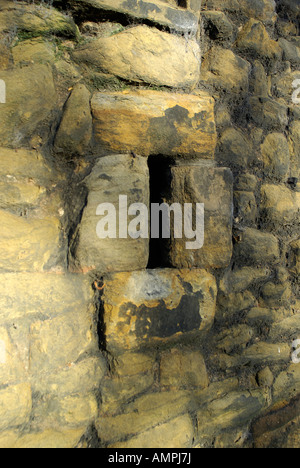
[0,0,299,448]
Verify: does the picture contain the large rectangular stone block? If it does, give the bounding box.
[162,166,233,269]
[91,90,217,160]
[101,269,217,355]
[72,0,199,34]
[71,154,150,273]
[75,26,200,89]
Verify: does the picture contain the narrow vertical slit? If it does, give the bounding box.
[147,155,172,269]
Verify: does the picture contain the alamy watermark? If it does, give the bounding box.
[96,195,205,250]
[292,78,300,104]
[292,339,300,364]
[0,80,6,104]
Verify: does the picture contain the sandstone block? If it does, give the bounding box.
[72,154,150,273]
[0,272,93,324]
[91,90,216,159]
[32,356,106,397]
[12,38,56,66]
[100,352,156,415]
[97,390,192,443]
[249,97,288,131]
[0,383,32,431]
[0,2,79,38]
[288,121,300,179]
[201,47,250,96]
[260,133,290,180]
[220,266,270,294]
[55,83,93,157]
[160,348,209,389]
[260,184,300,226]
[74,25,200,88]
[29,310,95,374]
[0,65,57,147]
[0,327,27,386]
[0,209,62,272]
[273,364,300,402]
[196,389,268,437]
[241,342,291,363]
[234,191,257,224]
[214,325,254,353]
[217,291,258,317]
[235,19,282,63]
[235,227,280,265]
[110,414,194,448]
[260,281,292,308]
[289,239,300,275]
[101,269,217,354]
[162,166,233,269]
[279,38,300,66]
[202,0,277,24]
[0,148,54,183]
[71,0,199,33]
[0,181,47,210]
[218,128,254,167]
[3,428,86,449]
[202,11,234,42]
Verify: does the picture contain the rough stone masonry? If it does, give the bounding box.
[0,0,299,449]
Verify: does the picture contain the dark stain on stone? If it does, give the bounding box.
[119,294,201,342]
[148,105,192,154]
[122,0,162,15]
[98,173,112,181]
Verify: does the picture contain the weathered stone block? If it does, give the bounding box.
[235,19,282,63]
[101,352,156,415]
[0,181,47,209]
[0,209,62,272]
[55,83,93,157]
[202,0,277,24]
[0,272,94,323]
[249,97,288,131]
[260,184,300,226]
[241,342,291,363]
[0,65,57,147]
[32,356,106,397]
[260,133,290,180]
[220,266,270,294]
[91,90,216,159]
[32,393,98,430]
[110,414,194,448]
[1,428,86,449]
[0,148,54,184]
[0,327,27,386]
[196,389,268,437]
[288,121,300,179]
[12,38,56,66]
[160,348,209,389]
[201,47,250,96]
[235,227,280,265]
[97,390,192,443]
[202,11,234,42]
[72,154,150,273]
[0,2,79,38]
[162,166,233,269]
[289,239,300,275]
[101,269,217,354]
[74,25,200,88]
[0,383,32,431]
[71,0,199,33]
[29,311,95,374]
[234,191,257,224]
[218,128,254,167]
